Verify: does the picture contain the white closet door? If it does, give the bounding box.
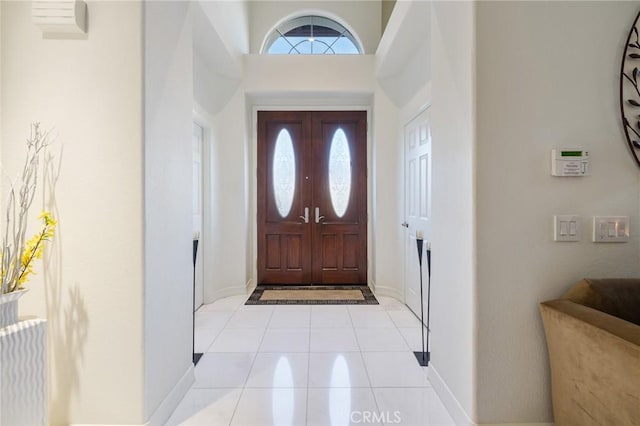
[403,108,432,319]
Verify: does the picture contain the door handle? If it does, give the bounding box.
[299,207,309,224]
[401,222,409,228]
[315,207,325,224]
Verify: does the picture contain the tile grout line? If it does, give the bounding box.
[218,296,247,426]
[193,296,247,426]
[347,303,383,419]
[201,311,235,352]
[226,295,273,426]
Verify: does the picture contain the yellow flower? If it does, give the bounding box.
[16,212,56,287]
[39,211,57,227]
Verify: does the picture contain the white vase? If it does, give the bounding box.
[0,289,27,329]
[0,289,47,425]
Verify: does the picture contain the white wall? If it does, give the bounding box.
[372,83,402,297]
[1,1,145,423]
[376,0,431,108]
[192,1,243,115]
[144,1,195,422]
[193,52,241,115]
[199,0,250,59]
[193,2,248,304]
[429,1,477,424]
[244,54,376,92]
[204,85,250,301]
[249,0,381,54]
[475,2,640,423]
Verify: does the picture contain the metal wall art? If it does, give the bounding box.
[621,10,640,168]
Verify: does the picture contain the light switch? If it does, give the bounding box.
[554,215,581,242]
[569,221,577,236]
[593,216,629,243]
[560,222,568,236]
[618,223,627,237]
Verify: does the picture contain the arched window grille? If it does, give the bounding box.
[263,15,362,55]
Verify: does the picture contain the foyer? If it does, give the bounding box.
[2,0,639,425]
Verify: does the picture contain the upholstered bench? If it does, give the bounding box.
[540,278,640,425]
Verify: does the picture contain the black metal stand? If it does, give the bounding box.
[193,238,203,366]
[413,238,431,367]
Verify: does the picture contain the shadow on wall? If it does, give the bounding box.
[42,144,89,423]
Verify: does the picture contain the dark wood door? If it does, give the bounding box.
[257,111,312,284]
[311,111,367,284]
[257,110,367,285]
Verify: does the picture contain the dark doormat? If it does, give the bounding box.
[245,285,379,305]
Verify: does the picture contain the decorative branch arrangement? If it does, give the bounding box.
[621,10,640,168]
[0,123,56,294]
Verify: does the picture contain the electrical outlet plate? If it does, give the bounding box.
[554,215,581,242]
[592,216,629,243]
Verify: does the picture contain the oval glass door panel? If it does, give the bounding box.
[328,128,352,217]
[273,129,296,218]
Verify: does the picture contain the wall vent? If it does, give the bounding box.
[32,0,87,34]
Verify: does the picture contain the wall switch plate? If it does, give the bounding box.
[592,216,629,243]
[554,215,581,242]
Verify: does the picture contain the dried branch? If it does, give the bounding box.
[1,123,51,294]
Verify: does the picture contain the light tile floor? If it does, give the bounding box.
[167,295,456,426]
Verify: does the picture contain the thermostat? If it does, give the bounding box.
[551,149,589,176]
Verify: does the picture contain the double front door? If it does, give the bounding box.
[257,111,367,285]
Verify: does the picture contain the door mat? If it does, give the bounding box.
[245,285,379,305]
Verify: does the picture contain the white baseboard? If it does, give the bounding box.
[428,364,475,426]
[373,284,403,301]
[368,278,376,293]
[246,278,256,293]
[146,364,195,426]
[428,365,554,426]
[206,286,248,304]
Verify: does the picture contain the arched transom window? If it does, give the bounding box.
[264,15,362,55]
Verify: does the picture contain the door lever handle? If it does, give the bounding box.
[401,222,409,228]
[315,207,325,224]
[299,207,309,224]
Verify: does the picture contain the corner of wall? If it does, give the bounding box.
[246,278,256,293]
[430,0,477,422]
[429,364,476,426]
[143,1,194,421]
[146,366,194,426]
[372,282,403,301]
